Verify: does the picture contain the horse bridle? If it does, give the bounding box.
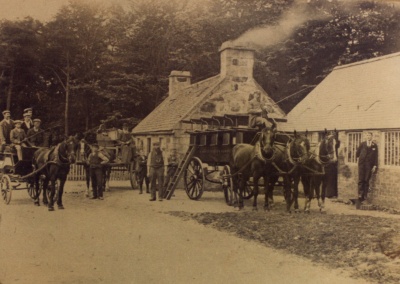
[259,130,276,161]
[58,140,76,164]
[314,135,337,165]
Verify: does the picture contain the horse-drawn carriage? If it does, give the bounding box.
[162,114,285,204]
[0,146,45,204]
[163,114,339,213]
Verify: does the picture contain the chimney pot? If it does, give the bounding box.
[219,41,255,79]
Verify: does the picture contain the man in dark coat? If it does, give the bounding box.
[0,110,14,148]
[21,112,33,133]
[27,119,45,147]
[356,132,378,202]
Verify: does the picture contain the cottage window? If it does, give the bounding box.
[384,131,400,166]
[347,132,362,163]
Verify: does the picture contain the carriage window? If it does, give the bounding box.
[236,132,243,144]
[223,133,230,145]
[347,132,362,163]
[211,133,218,146]
[384,131,400,166]
[200,134,207,146]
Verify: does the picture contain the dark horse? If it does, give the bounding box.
[33,136,79,211]
[302,130,339,212]
[265,131,311,213]
[230,126,277,211]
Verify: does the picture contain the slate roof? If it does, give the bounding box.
[132,75,222,134]
[281,52,400,132]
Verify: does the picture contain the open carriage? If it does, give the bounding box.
[163,114,286,205]
[0,146,44,204]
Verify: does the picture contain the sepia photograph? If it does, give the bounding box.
[0,0,400,283]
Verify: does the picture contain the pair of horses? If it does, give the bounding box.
[231,127,339,213]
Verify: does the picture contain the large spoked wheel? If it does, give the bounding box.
[1,174,12,204]
[184,157,204,200]
[27,178,41,200]
[129,162,138,190]
[45,179,59,204]
[239,177,254,200]
[222,165,235,206]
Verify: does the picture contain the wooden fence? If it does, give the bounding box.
[68,164,130,181]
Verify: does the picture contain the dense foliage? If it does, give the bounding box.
[0,0,399,134]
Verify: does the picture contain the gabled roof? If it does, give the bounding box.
[132,75,222,134]
[283,52,400,132]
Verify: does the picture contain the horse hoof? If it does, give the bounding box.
[34,202,40,206]
[58,205,64,210]
[48,207,55,212]
[252,207,258,211]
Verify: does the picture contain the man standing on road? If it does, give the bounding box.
[147,142,167,201]
[356,132,378,204]
[87,144,109,200]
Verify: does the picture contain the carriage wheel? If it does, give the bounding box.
[1,174,12,204]
[183,157,204,200]
[27,179,40,200]
[129,163,138,190]
[44,179,59,203]
[222,165,235,206]
[238,177,254,200]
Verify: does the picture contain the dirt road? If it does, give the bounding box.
[0,181,375,284]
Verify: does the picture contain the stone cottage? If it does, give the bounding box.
[132,41,285,160]
[281,52,400,209]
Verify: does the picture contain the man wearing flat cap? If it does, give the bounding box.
[0,110,15,149]
[147,141,167,201]
[21,111,33,133]
[27,119,45,147]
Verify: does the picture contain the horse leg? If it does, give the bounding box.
[293,175,300,213]
[42,178,49,206]
[252,175,259,211]
[320,174,328,212]
[314,177,322,211]
[104,167,110,192]
[237,176,245,210]
[302,176,312,213]
[57,178,66,209]
[48,178,56,211]
[283,176,293,213]
[34,175,40,206]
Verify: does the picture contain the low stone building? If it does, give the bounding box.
[132,41,285,160]
[282,52,400,209]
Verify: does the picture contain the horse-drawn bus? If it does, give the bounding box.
[162,114,339,213]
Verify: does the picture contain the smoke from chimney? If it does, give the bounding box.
[232,2,329,49]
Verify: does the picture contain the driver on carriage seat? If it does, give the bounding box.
[248,91,276,130]
[27,119,45,147]
[117,123,135,164]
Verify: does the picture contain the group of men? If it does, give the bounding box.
[0,108,45,160]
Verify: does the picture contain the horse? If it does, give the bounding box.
[302,130,339,212]
[32,135,79,211]
[265,131,311,213]
[230,126,277,211]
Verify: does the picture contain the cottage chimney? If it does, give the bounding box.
[219,41,255,80]
[169,71,192,97]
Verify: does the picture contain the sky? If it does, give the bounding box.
[0,0,130,22]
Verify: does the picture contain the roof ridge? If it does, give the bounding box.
[333,51,400,71]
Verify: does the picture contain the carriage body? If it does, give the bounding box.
[164,114,262,203]
[0,146,42,204]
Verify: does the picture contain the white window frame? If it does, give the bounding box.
[347,132,362,164]
[383,131,400,167]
